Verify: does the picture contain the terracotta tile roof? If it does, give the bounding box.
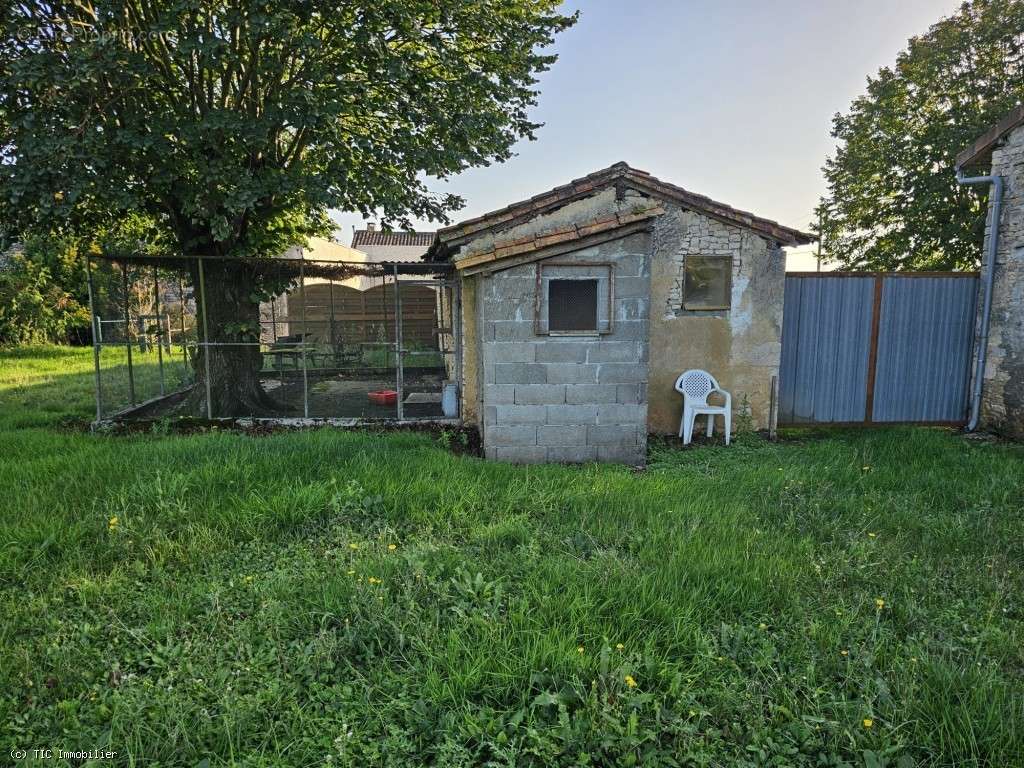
[454,204,665,272]
[351,229,436,249]
[956,104,1024,170]
[427,162,815,260]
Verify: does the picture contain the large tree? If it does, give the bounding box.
[0,1,575,414]
[817,0,1024,271]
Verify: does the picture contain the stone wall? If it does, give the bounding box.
[476,233,650,464]
[979,125,1024,438]
[647,207,786,433]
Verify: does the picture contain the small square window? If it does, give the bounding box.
[682,255,731,310]
[548,279,598,331]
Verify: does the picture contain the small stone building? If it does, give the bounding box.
[427,163,812,463]
[956,106,1024,439]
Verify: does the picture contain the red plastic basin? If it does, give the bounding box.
[367,390,398,406]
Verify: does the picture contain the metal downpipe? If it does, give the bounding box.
[956,170,1004,431]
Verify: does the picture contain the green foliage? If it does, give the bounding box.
[0,238,90,345]
[817,0,1024,271]
[1,348,1022,765]
[0,1,577,258]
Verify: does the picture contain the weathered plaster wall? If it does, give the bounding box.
[474,234,650,464]
[980,125,1024,438]
[647,207,785,434]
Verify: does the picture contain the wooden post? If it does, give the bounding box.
[864,275,884,423]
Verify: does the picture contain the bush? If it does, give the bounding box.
[0,238,90,345]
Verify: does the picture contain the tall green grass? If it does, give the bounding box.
[1,346,1022,765]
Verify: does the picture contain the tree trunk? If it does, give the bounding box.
[184,259,283,418]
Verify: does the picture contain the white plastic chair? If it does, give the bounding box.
[674,370,732,445]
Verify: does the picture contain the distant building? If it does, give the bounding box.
[351,223,435,263]
[0,242,24,271]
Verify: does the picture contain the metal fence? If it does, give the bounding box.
[778,272,978,425]
[85,253,460,424]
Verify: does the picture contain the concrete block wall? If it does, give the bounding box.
[479,233,651,464]
[979,125,1024,438]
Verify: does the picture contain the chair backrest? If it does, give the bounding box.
[674,369,719,406]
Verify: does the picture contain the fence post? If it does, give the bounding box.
[85,256,103,422]
[153,265,165,396]
[121,262,136,405]
[452,279,462,419]
[197,257,213,419]
[393,264,404,420]
[299,252,310,418]
[178,275,189,376]
[328,277,337,355]
[864,275,884,423]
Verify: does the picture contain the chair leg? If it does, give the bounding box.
[682,408,694,444]
[706,414,714,438]
[724,410,731,446]
[678,410,685,439]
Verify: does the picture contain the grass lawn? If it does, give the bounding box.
[1,346,1023,766]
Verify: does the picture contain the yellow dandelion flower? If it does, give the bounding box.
[875,598,885,610]
[758,623,767,630]
[349,543,359,550]
[108,516,119,530]
[840,649,849,656]
[688,709,697,717]
[910,657,918,663]
[624,675,637,688]
[862,718,873,729]
[243,575,254,584]
[388,543,397,551]
[615,643,625,651]
[867,532,876,538]
[577,646,585,654]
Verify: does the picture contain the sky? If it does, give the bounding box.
[330,0,963,263]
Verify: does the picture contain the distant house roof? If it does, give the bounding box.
[428,162,815,261]
[956,104,1024,170]
[351,229,436,249]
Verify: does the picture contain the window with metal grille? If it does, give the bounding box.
[547,279,599,331]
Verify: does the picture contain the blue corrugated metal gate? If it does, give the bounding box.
[779,273,978,425]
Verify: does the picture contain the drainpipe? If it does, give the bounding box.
[956,169,1004,431]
